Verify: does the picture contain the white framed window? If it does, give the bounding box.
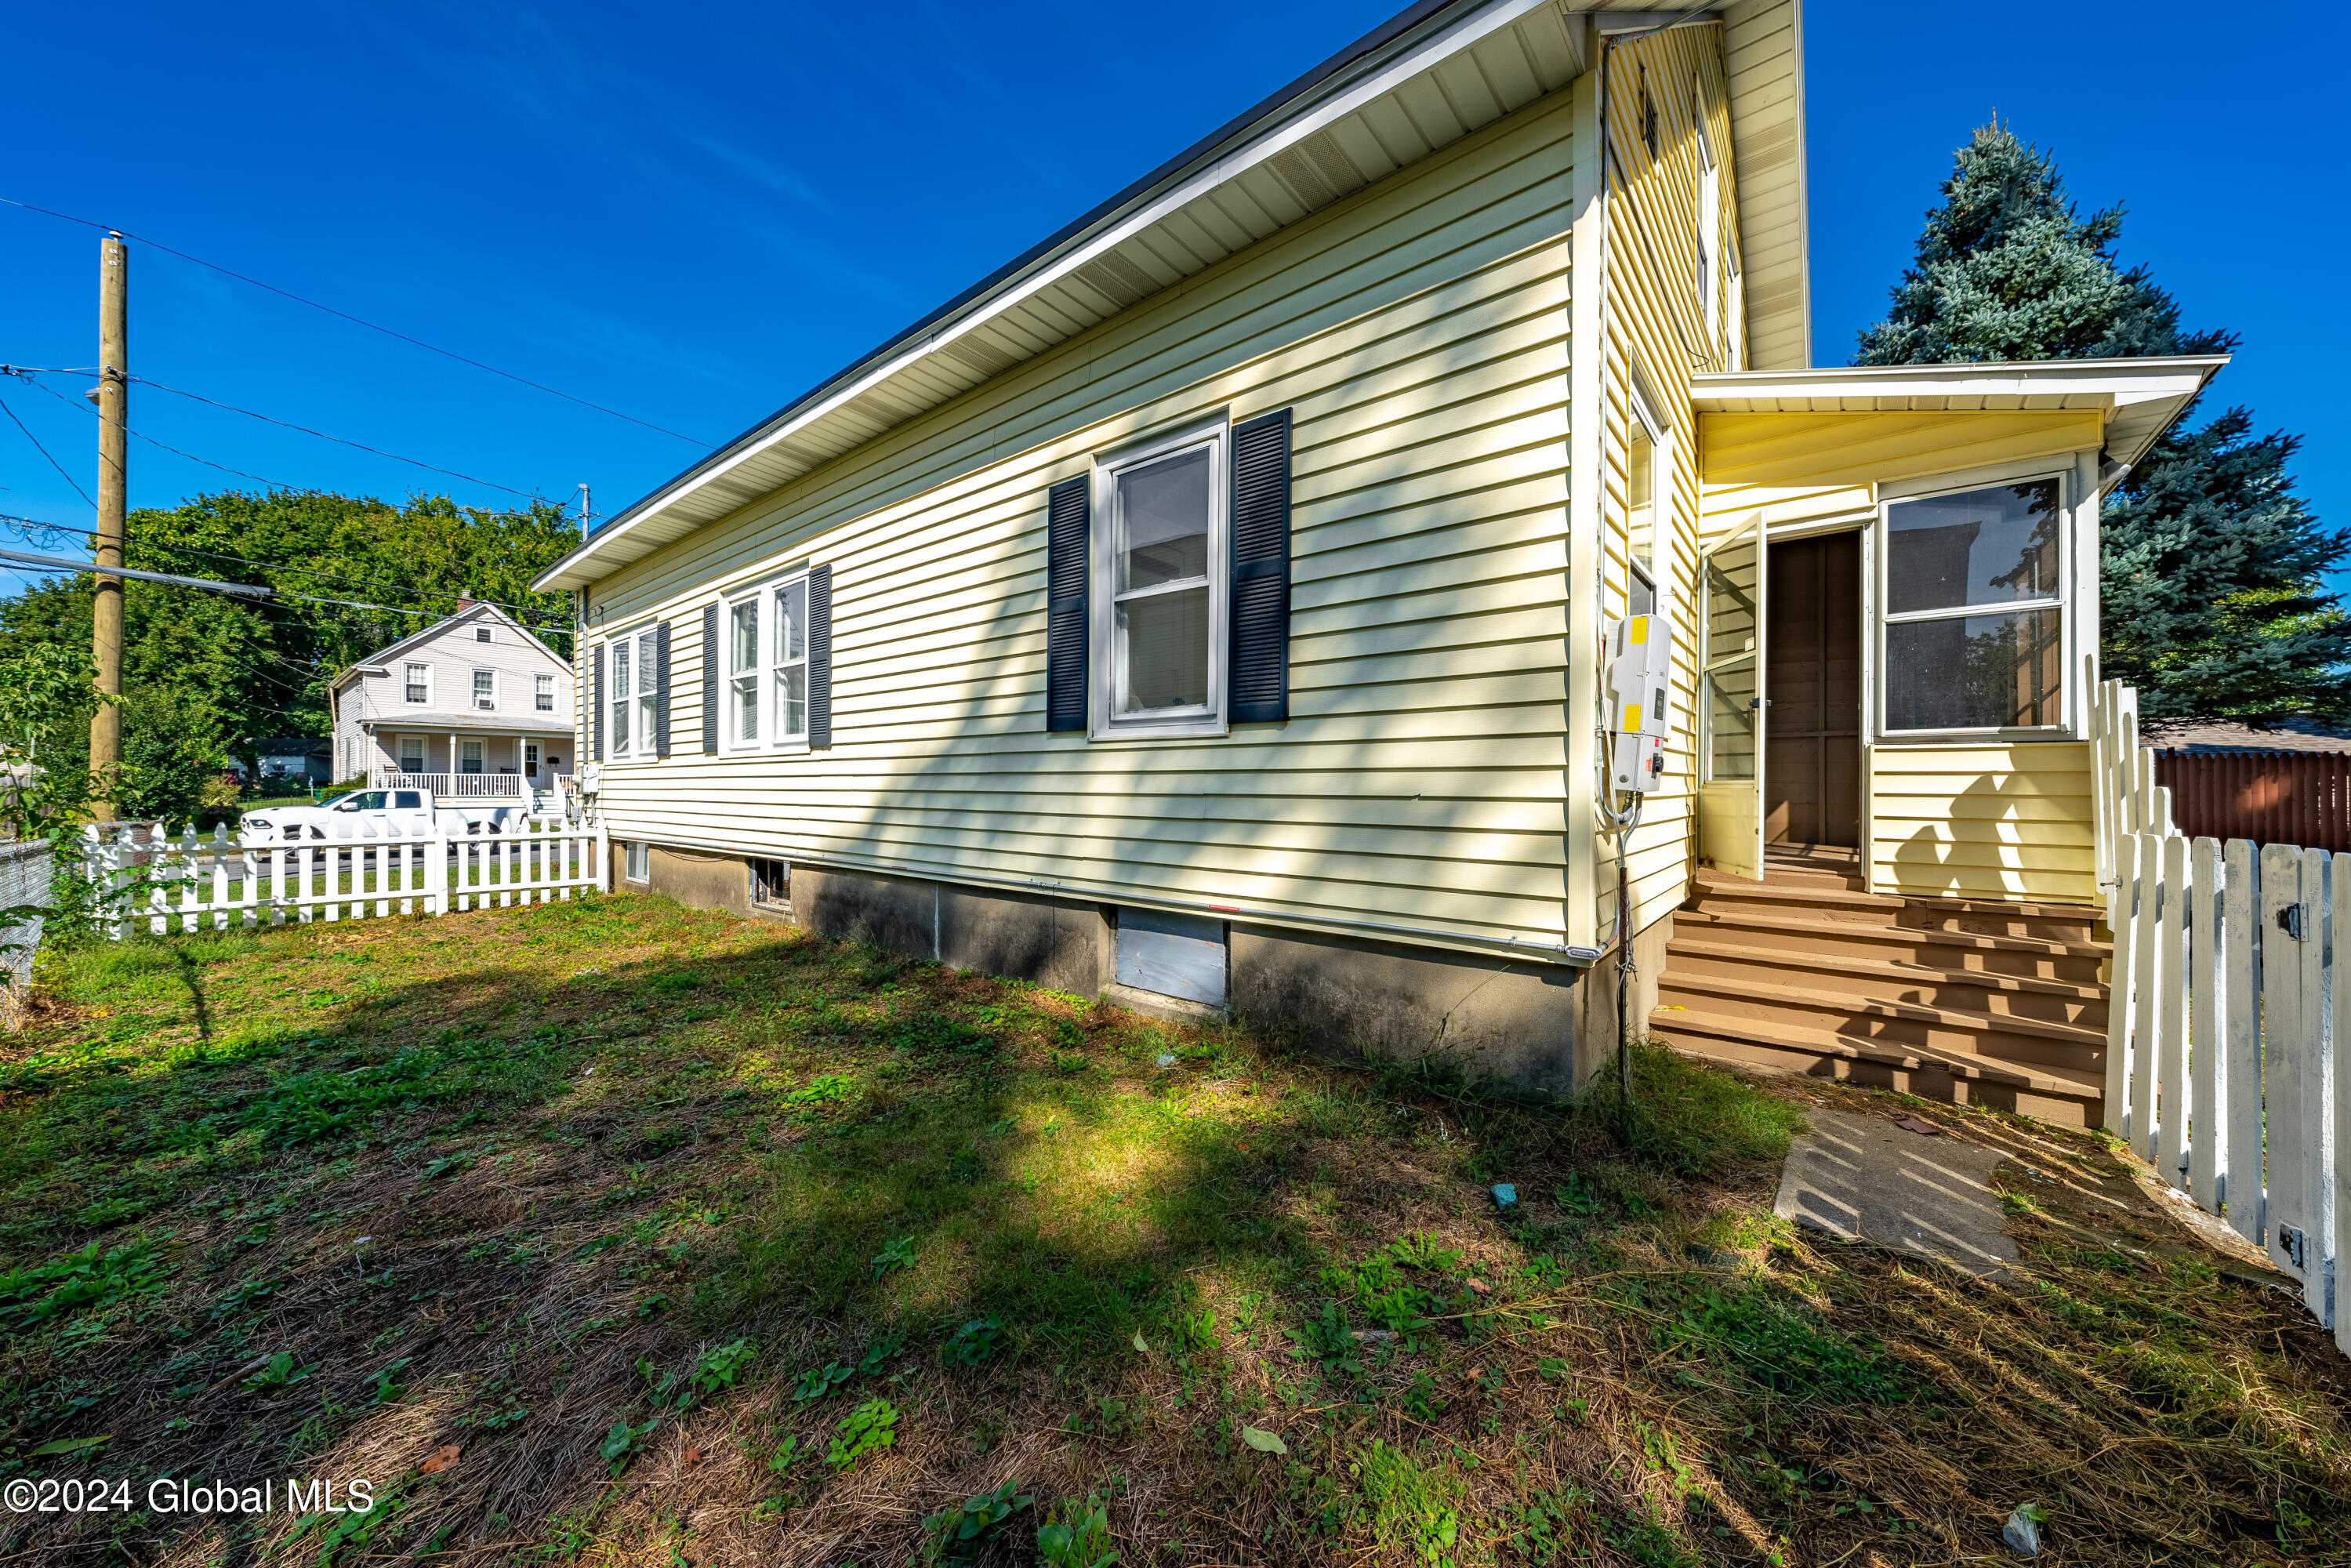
[1878,474,2069,737]
[1695,99,1720,340]
[397,735,426,774]
[605,626,659,758]
[724,573,811,751]
[1624,372,1671,618]
[1091,416,1228,739]
[625,840,650,883]
[608,636,634,757]
[459,739,485,775]
[474,625,493,644]
[535,673,555,713]
[471,668,496,710]
[403,662,430,705]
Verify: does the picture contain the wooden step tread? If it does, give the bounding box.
[1902,893,2106,922]
[1656,970,2107,1049]
[1680,907,2108,961]
[1694,871,1905,911]
[1650,1007,2104,1098]
[1664,938,2106,1002]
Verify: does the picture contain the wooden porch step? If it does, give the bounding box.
[1676,907,2108,985]
[1649,1011,2103,1128]
[1655,969,2106,1073]
[1665,938,2108,1029]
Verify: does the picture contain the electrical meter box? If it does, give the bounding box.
[1611,731,1666,793]
[1606,613,1675,738]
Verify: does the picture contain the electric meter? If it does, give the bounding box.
[1605,612,1676,793]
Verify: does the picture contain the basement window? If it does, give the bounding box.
[625,840,651,883]
[749,857,789,910]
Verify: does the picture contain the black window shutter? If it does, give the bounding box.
[1046,476,1090,732]
[701,602,720,754]
[591,643,605,761]
[808,564,833,749]
[1229,408,1293,723]
[654,621,673,757]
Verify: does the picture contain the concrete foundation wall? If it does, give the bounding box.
[608,847,1674,1100]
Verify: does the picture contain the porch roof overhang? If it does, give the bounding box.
[534,0,1807,594]
[1689,356,2228,485]
[361,715,574,738]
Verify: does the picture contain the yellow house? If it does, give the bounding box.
[534,0,2217,1122]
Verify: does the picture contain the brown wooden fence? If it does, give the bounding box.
[2151,748,2351,851]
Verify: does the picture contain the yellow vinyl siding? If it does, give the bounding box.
[1870,742,2096,904]
[1590,22,1738,942]
[579,89,1580,958]
[1700,408,2103,492]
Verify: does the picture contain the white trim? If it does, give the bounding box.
[470,666,499,713]
[401,660,433,706]
[721,567,815,756]
[1872,465,2079,742]
[534,671,556,713]
[1089,412,1230,742]
[600,621,657,762]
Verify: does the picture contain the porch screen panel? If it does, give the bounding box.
[1703,534,1760,781]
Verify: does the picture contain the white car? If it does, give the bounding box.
[239,789,523,844]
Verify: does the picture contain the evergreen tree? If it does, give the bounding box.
[1858,122,2350,724]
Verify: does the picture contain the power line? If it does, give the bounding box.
[0,387,93,506]
[1,197,714,448]
[9,369,299,489]
[0,513,571,626]
[132,376,546,499]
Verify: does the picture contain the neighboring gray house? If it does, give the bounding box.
[331,602,575,799]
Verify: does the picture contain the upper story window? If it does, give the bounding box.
[474,625,492,643]
[1695,110,1720,340]
[403,662,430,704]
[1624,374,1671,617]
[1880,477,2067,735]
[471,669,495,710]
[727,573,810,750]
[535,673,555,712]
[1094,419,1227,738]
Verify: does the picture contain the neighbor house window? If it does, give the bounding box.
[404,662,430,704]
[397,735,426,774]
[726,574,810,750]
[471,669,495,710]
[459,739,484,775]
[625,840,650,883]
[534,673,555,712]
[1881,477,2066,734]
[1094,419,1226,737]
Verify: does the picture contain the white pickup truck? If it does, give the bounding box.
[239,789,527,844]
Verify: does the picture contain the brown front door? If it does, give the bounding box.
[1765,532,1861,848]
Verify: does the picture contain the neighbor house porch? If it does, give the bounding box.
[364,720,574,800]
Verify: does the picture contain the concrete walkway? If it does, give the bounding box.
[1774,1105,2017,1277]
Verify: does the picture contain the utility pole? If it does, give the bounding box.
[89,233,129,822]
[577,482,590,537]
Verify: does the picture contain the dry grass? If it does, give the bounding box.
[0,895,2344,1567]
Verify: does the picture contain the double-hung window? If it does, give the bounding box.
[403,662,430,705]
[1880,477,2067,735]
[397,735,426,774]
[609,638,634,757]
[1094,419,1226,738]
[459,739,484,775]
[1696,103,1721,339]
[1624,375,1671,617]
[633,627,659,748]
[535,673,555,712]
[725,573,811,750]
[471,669,495,710]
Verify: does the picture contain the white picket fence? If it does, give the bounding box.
[84,817,607,935]
[2090,660,2345,1352]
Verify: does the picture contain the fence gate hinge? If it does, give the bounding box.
[2278,1225,2309,1272]
[2276,902,2306,941]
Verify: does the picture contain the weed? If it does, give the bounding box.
[241,1352,315,1392]
[826,1397,898,1472]
[1036,1490,1119,1568]
[1605,1501,1700,1568]
[919,1479,1034,1565]
[600,1417,658,1476]
[789,1360,853,1403]
[690,1337,756,1397]
[1505,1486,1591,1564]
[1580,1042,1805,1178]
[943,1316,1004,1367]
[872,1235,918,1279]
[858,1329,906,1376]
[0,1238,172,1327]
[1661,1287,1903,1405]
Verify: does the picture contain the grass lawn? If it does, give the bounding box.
[2,894,2346,1566]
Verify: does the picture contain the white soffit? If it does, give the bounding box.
[540,0,1806,592]
[1689,357,2228,470]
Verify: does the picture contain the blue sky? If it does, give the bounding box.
[3,0,2342,597]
